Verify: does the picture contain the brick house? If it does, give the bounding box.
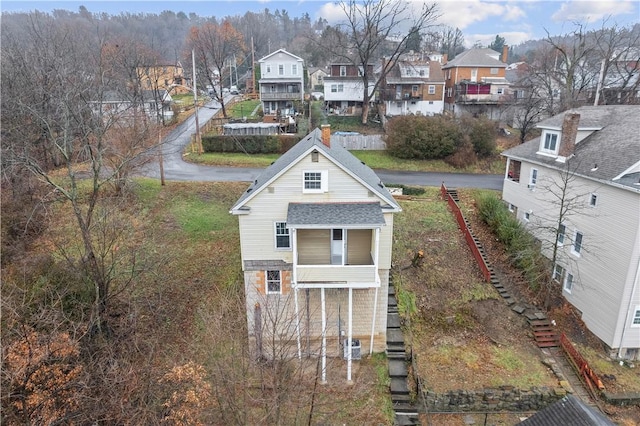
[443,47,511,119]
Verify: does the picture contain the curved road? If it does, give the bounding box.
[146,101,504,191]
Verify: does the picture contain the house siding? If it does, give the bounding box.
[503,165,640,351]
[237,151,392,264]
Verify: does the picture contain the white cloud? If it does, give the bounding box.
[316,2,347,25]
[465,30,533,48]
[551,0,637,24]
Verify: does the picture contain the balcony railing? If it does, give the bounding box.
[260,92,302,101]
[294,264,378,288]
[455,93,508,104]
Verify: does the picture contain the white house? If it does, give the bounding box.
[502,105,640,360]
[230,125,401,381]
[258,49,305,120]
[323,63,376,116]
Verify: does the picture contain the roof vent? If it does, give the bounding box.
[591,164,598,171]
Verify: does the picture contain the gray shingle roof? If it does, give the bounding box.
[502,105,640,190]
[230,128,401,212]
[442,48,507,69]
[517,395,615,425]
[287,202,385,227]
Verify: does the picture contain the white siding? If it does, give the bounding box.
[502,162,640,350]
[385,100,444,116]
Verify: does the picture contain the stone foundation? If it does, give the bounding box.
[424,386,567,412]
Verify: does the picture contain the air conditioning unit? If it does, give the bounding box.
[342,338,361,360]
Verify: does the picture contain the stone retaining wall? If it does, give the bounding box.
[424,386,567,412]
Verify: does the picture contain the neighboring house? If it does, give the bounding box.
[517,394,615,425]
[380,53,445,116]
[442,47,511,120]
[308,66,328,91]
[501,105,640,361]
[323,63,376,116]
[258,49,305,121]
[92,89,174,122]
[137,62,189,95]
[230,125,402,381]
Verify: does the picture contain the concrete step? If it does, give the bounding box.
[388,313,401,329]
[388,359,408,377]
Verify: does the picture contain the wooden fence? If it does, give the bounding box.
[560,333,605,399]
[440,183,492,282]
[332,134,386,150]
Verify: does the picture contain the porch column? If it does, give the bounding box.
[347,287,353,382]
[504,158,511,180]
[321,287,327,383]
[292,228,301,359]
[370,228,380,355]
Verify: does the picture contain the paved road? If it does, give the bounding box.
[146,103,504,191]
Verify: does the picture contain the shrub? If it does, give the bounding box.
[386,115,460,160]
[444,139,478,169]
[475,193,546,286]
[201,135,300,154]
[459,116,497,158]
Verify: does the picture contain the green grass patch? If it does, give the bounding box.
[461,282,498,303]
[575,343,640,391]
[171,197,235,241]
[227,99,261,118]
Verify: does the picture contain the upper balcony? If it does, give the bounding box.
[260,91,302,101]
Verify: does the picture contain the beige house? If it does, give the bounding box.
[230,125,401,381]
[502,105,640,360]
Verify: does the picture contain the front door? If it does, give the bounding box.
[331,229,345,265]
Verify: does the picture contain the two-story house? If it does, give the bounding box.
[381,53,445,116]
[323,63,376,116]
[137,62,189,95]
[230,125,401,381]
[258,49,305,121]
[502,105,640,361]
[308,66,328,92]
[443,47,511,119]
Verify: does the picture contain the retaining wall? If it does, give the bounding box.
[424,386,567,412]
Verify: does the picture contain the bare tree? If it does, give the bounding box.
[187,20,246,118]
[1,13,158,333]
[317,0,439,124]
[529,161,598,308]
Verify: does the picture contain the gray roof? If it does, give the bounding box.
[230,128,401,212]
[517,395,615,426]
[287,202,385,227]
[442,48,507,69]
[502,105,640,190]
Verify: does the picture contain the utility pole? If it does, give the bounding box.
[192,49,202,155]
[251,37,256,99]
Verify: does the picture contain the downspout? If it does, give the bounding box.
[618,250,640,359]
[321,287,327,383]
[347,287,353,382]
[292,228,302,359]
[370,227,381,355]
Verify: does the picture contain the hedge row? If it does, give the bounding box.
[201,135,300,154]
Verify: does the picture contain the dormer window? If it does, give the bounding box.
[541,131,559,154]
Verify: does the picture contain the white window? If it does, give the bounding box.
[292,64,298,75]
[447,87,452,97]
[564,272,574,293]
[278,64,284,75]
[497,88,504,95]
[266,270,281,294]
[331,84,337,93]
[412,85,419,94]
[633,306,640,326]
[542,132,559,153]
[490,67,498,74]
[303,170,327,193]
[529,168,538,186]
[589,193,598,207]
[557,224,566,245]
[340,65,347,76]
[266,64,271,74]
[428,85,436,94]
[572,231,583,256]
[471,68,478,82]
[275,222,290,249]
[553,264,564,282]
[337,84,344,92]
[508,203,516,212]
[524,211,531,222]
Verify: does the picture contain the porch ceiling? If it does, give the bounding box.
[287,202,384,228]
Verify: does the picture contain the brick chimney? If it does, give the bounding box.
[502,45,509,63]
[321,124,331,147]
[558,112,580,158]
[442,53,448,64]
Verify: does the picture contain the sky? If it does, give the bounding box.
[1,0,638,47]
